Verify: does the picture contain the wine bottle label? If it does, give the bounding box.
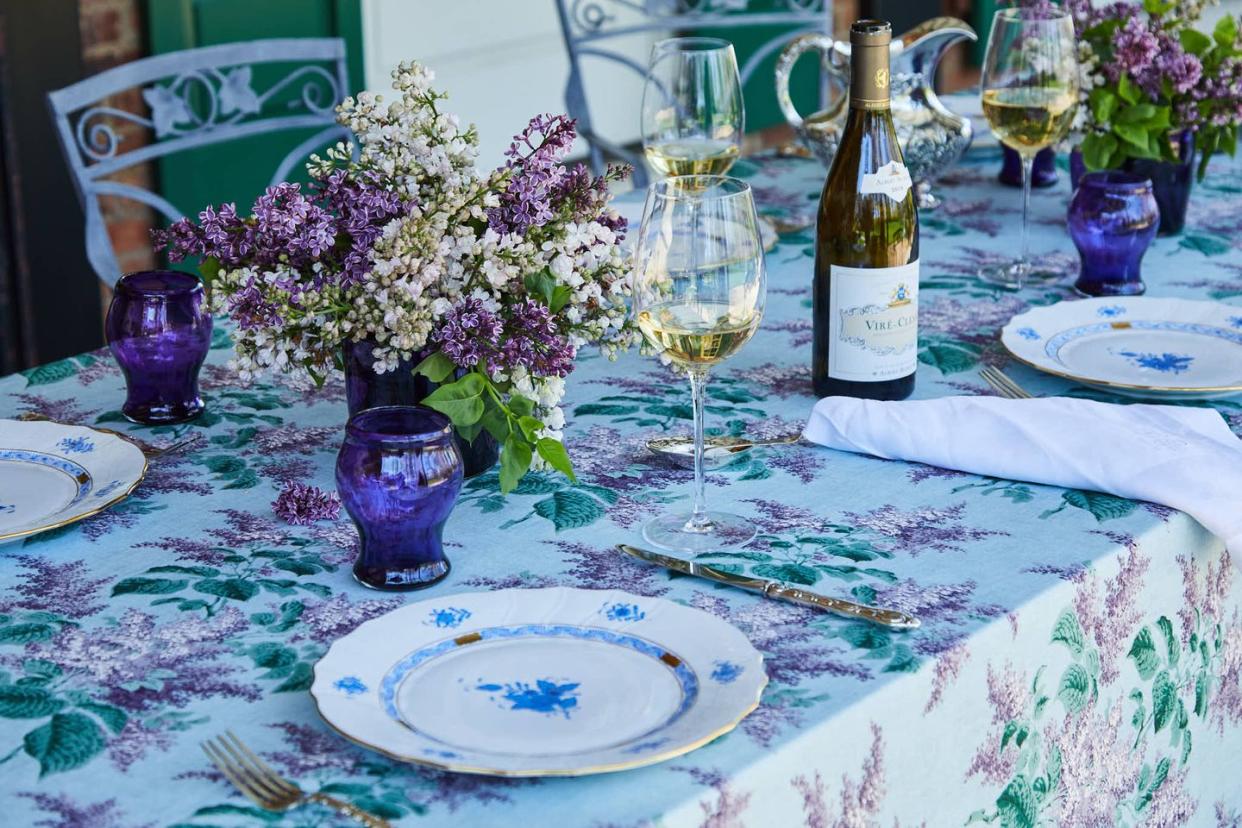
[860,161,912,202]
[827,260,919,382]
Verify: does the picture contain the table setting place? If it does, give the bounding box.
[3,3,1242,826]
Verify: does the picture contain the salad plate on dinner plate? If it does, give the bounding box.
[1000,296,1242,400]
[311,586,766,777]
[0,419,147,543]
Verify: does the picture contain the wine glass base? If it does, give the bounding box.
[642,510,757,554]
[978,263,1065,291]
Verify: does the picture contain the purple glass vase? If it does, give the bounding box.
[1068,172,1159,297]
[999,146,1058,188]
[1071,132,1194,235]
[342,338,499,477]
[105,270,212,425]
[336,406,463,591]
[1124,131,1195,236]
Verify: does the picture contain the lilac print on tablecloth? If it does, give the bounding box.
[1,144,1241,825]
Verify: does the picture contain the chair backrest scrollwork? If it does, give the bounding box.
[47,38,352,286]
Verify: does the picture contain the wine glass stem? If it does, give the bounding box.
[1019,152,1034,283]
[686,366,711,533]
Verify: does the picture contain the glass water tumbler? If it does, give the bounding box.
[336,406,464,591]
[105,270,212,424]
[1068,172,1159,297]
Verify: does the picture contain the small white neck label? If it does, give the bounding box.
[860,161,912,202]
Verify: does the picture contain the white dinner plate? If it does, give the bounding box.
[311,587,766,776]
[1001,297,1242,399]
[0,419,148,543]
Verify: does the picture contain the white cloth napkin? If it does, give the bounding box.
[803,395,1242,553]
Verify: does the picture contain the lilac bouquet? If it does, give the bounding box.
[1061,0,1242,177]
[155,62,638,492]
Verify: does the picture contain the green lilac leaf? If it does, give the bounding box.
[1050,609,1085,656]
[499,434,534,494]
[0,623,57,644]
[422,373,487,427]
[1128,627,1161,680]
[111,578,188,597]
[0,685,65,718]
[1151,670,1176,732]
[413,351,456,383]
[535,438,575,482]
[23,711,107,776]
[194,578,260,601]
[21,359,78,387]
[273,662,313,693]
[996,774,1037,828]
[573,403,640,416]
[532,489,605,531]
[77,701,128,734]
[752,563,819,585]
[1179,234,1231,256]
[1156,616,1178,666]
[1057,663,1090,714]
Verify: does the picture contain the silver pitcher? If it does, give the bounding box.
[775,17,976,210]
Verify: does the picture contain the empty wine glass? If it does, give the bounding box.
[632,175,766,553]
[979,7,1079,289]
[641,37,744,180]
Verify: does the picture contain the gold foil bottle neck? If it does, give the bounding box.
[849,19,892,111]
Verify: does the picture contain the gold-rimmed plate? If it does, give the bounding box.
[0,419,147,543]
[311,587,765,777]
[1000,296,1242,399]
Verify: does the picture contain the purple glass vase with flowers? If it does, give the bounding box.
[342,337,499,477]
[1068,171,1159,297]
[1064,0,1240,233]
[154,62,638,498]
[336,406,463,590]
[105,270,212,424]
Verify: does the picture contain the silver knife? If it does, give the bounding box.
[616,544,919,631]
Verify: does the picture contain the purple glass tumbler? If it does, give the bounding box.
[105,270,212,424]
[336,406,464,591]
[1068,172,1159,297]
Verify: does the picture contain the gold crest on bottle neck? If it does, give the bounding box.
[849,19,892,111]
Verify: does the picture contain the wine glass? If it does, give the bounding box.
[641,37,744,180]
[633,175,766,553]
[979,7,1079,289]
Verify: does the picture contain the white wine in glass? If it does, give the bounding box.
[641,37,744,181]
[979,7,1079,289]
[633,175,766,553]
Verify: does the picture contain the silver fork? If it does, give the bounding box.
[201,731,390,827]
[979,365,1034,400]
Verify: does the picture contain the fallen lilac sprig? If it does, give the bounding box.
[272,482,341,526]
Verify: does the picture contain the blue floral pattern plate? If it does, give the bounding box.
[310,586,766,776]
[0,419,147,543]
[1001,297,1242,399]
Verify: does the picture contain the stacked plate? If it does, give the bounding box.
[311,587,766,776]
[0,419,147,543]
[1001,297,1242,400]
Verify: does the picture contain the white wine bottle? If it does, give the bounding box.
[812,20,919,400]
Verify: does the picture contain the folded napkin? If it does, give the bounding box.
[803,395,1242,554]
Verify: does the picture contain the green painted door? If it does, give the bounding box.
[148,0,364,222]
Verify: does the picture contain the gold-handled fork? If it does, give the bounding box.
[201,732,391,828]
[979,366,1034,400]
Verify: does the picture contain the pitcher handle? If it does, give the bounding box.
[774,33,840,129]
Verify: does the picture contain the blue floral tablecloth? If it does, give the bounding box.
[3,144,1242,828]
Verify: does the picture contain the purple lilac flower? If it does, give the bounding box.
[1109,16,1161,84]
[488,114,577,236]
[431,297,504,369]
[501,299,576,377]
[314,168,411,285]
[272,482,341,525]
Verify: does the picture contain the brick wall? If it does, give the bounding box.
[78,0,156,278]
